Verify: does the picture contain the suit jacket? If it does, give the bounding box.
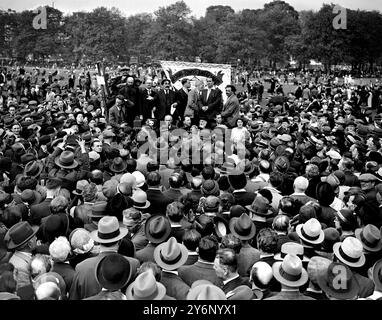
[139,87,158,119]
[157,89,176,120]
[108,105,127,126]
[163,188,183,202]
[30,198,53,226]
[221,94,240,128]
[130,224,148,252]
[174,88,190,120]
[199,88,222,120]
[160,271,190,300]
[135,243,158,264]
[52,262,76,294]
[69,251,139,300]
[222,275,251,294]
[146,188,172,216]
[185,88,202,118]
[237,245,261,277]
[265,290,316,300]
[232,191,256,207]
[178,260,222,287]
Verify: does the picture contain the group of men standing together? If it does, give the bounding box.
[108,76,233,129]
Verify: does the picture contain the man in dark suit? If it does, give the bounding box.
[30,177,62,226]
[221,85,240,128]
[156,79,176,121]
[69,217,139,300]
[108,95,127,127]
[119,77,140,126]
[229,172,256,207]
[178,235,222,287]
[214,248,251,294]
[139,78,159,123]
[145,172,172,216]
[199,77,222,127]
[173,78,191,123]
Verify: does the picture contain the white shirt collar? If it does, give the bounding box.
[223,274,239,285]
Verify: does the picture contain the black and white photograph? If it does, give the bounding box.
[0,0,382,306]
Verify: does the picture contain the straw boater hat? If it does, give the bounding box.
[153,237,188,270]
[125,271,166,300]
[333,237,366,268]
[131,189,150,210]
[296,218,325,245]
[272,254,309,287]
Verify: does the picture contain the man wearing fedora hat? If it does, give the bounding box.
[126,270,168,300]
[84,253,133,300]
[135,215,172,264]
[229,213,260,277]
[69,216,139,300]
[332,237,375,298]
[265,254,314,300]
[6,221,39,297]
[154,236,190,300]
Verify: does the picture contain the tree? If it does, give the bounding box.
[140,1,195,60]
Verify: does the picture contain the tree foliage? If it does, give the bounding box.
[0,1,382,70]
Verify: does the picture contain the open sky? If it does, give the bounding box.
[0,0,381,17]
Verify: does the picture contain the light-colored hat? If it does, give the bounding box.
[294,176,309,190]
[296,218,325,245]
[153,237,188,270]
[131,189,150,209]
[272,254,309,287]
[69,228,95,254]
[274,242,310,262]
[90,216,129,244]
[125,271,166,300]
[187,281,226,300]
[333,237,366,268]
[132,171,145,188]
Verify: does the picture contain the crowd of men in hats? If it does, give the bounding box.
[1,64,382,300]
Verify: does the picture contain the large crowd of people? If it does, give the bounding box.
[0,64,382,301]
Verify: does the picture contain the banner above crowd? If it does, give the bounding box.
[160,60,231,99]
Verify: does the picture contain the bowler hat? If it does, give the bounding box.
[95,253,132,291]
[145,215,171,244]
[5,221,38,250]
[228,171,247,190]
[153,237,188,270]
[55,151,78,169]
